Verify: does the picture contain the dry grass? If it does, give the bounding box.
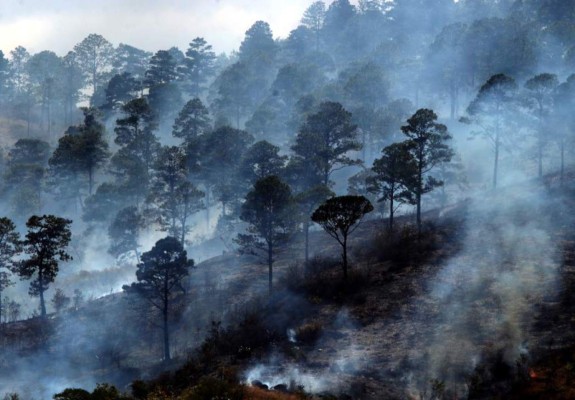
[242,386,306,400]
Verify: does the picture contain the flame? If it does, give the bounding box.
[529,368,538,379]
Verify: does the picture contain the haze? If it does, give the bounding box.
[0,0,354,56]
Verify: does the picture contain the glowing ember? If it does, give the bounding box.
[529,368,538,379]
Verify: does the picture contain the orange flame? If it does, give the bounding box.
[529,368,538,379]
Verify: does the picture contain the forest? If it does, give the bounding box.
[0,0,575,399]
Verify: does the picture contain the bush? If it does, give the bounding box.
[295,322,323,345]
[284,256,369,303]
[181,377,243,400]
[365,223,437,268]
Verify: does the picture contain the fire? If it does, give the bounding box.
[529,368,538,379]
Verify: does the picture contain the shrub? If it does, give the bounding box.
[180,377,243,400]
[295,321,323,345]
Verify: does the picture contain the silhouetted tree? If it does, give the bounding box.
[108,206,142,259]
[213,62,255,128]
[102,72,140,116]
[123,236,193,361]
[0,218,21,322]
[239,140,287,184]
[194,126,253,224]
[144,50,177,87]
[311,195,373,279]
[114,97,160,193]
[148,146,204,244]
[292,101,361,186]
[239,20,277,71]
[179,37,216,97]
[26,50,63,137]
[301,1,326,52]
[112,43,151,79]
[49,107,109,202]
[172,98,211,144]
[369,142,417,232]
[61,51,85,126]
[51,288,70,313]
[401,109,454,236]
[552,75,575,185]
[236,176,295,294]
[15,215,72,317]
[9,46,30,95]
[5,138,51,216]
[73,34,114,96]
[524,73,558,178]
[295,184,333,267]
[463,74,517,188]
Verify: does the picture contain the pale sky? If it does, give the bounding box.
[0,0,348,58]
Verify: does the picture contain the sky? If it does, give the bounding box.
[0,0,346,58]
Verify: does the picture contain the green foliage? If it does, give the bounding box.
[112,43,151,79]
[73,33,114,94]
[5,139,50,217]
[0,217,21,296]
[237,176,296,293]
[292,101,361,186]
[172,98,211,143]
[148,146,204,244]
[114,97,159,169]
[239,20,277,70]
[123,236,193,360]
[311,195,373,279]
[102,72,140,115]
[369,142,417,231]
[401,108,453,235]
[179,37,216,97]
[15,215,72,317]
[465,74,517,188]
[239,140,287,183]
[144,50,177,87]
[83,182,129,224]
[49,107,110,197]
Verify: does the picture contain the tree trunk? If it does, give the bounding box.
[493,139,499,189]
[163,308,170,361]
[389,193,394,233]
[304,220,310,274]
[180,219,186,246]
[493,113,500,189]
[560,138,565,186]
[88,166,94,196]
[268,241,273,295]
[538,137,543,178]
[205,187,211,228]
[236,105,241,130]
[538,103,544,178]
[342,235,348,280]
[417,156,423,239]
[39,269,46,317]
[163,277,170,361]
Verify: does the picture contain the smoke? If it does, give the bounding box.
[243,310,369,395]
[399,182,561,395]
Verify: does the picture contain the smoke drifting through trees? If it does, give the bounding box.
[0,0,573,398]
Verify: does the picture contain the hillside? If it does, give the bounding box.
[0,1,574,399]
[2,174,574,399]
